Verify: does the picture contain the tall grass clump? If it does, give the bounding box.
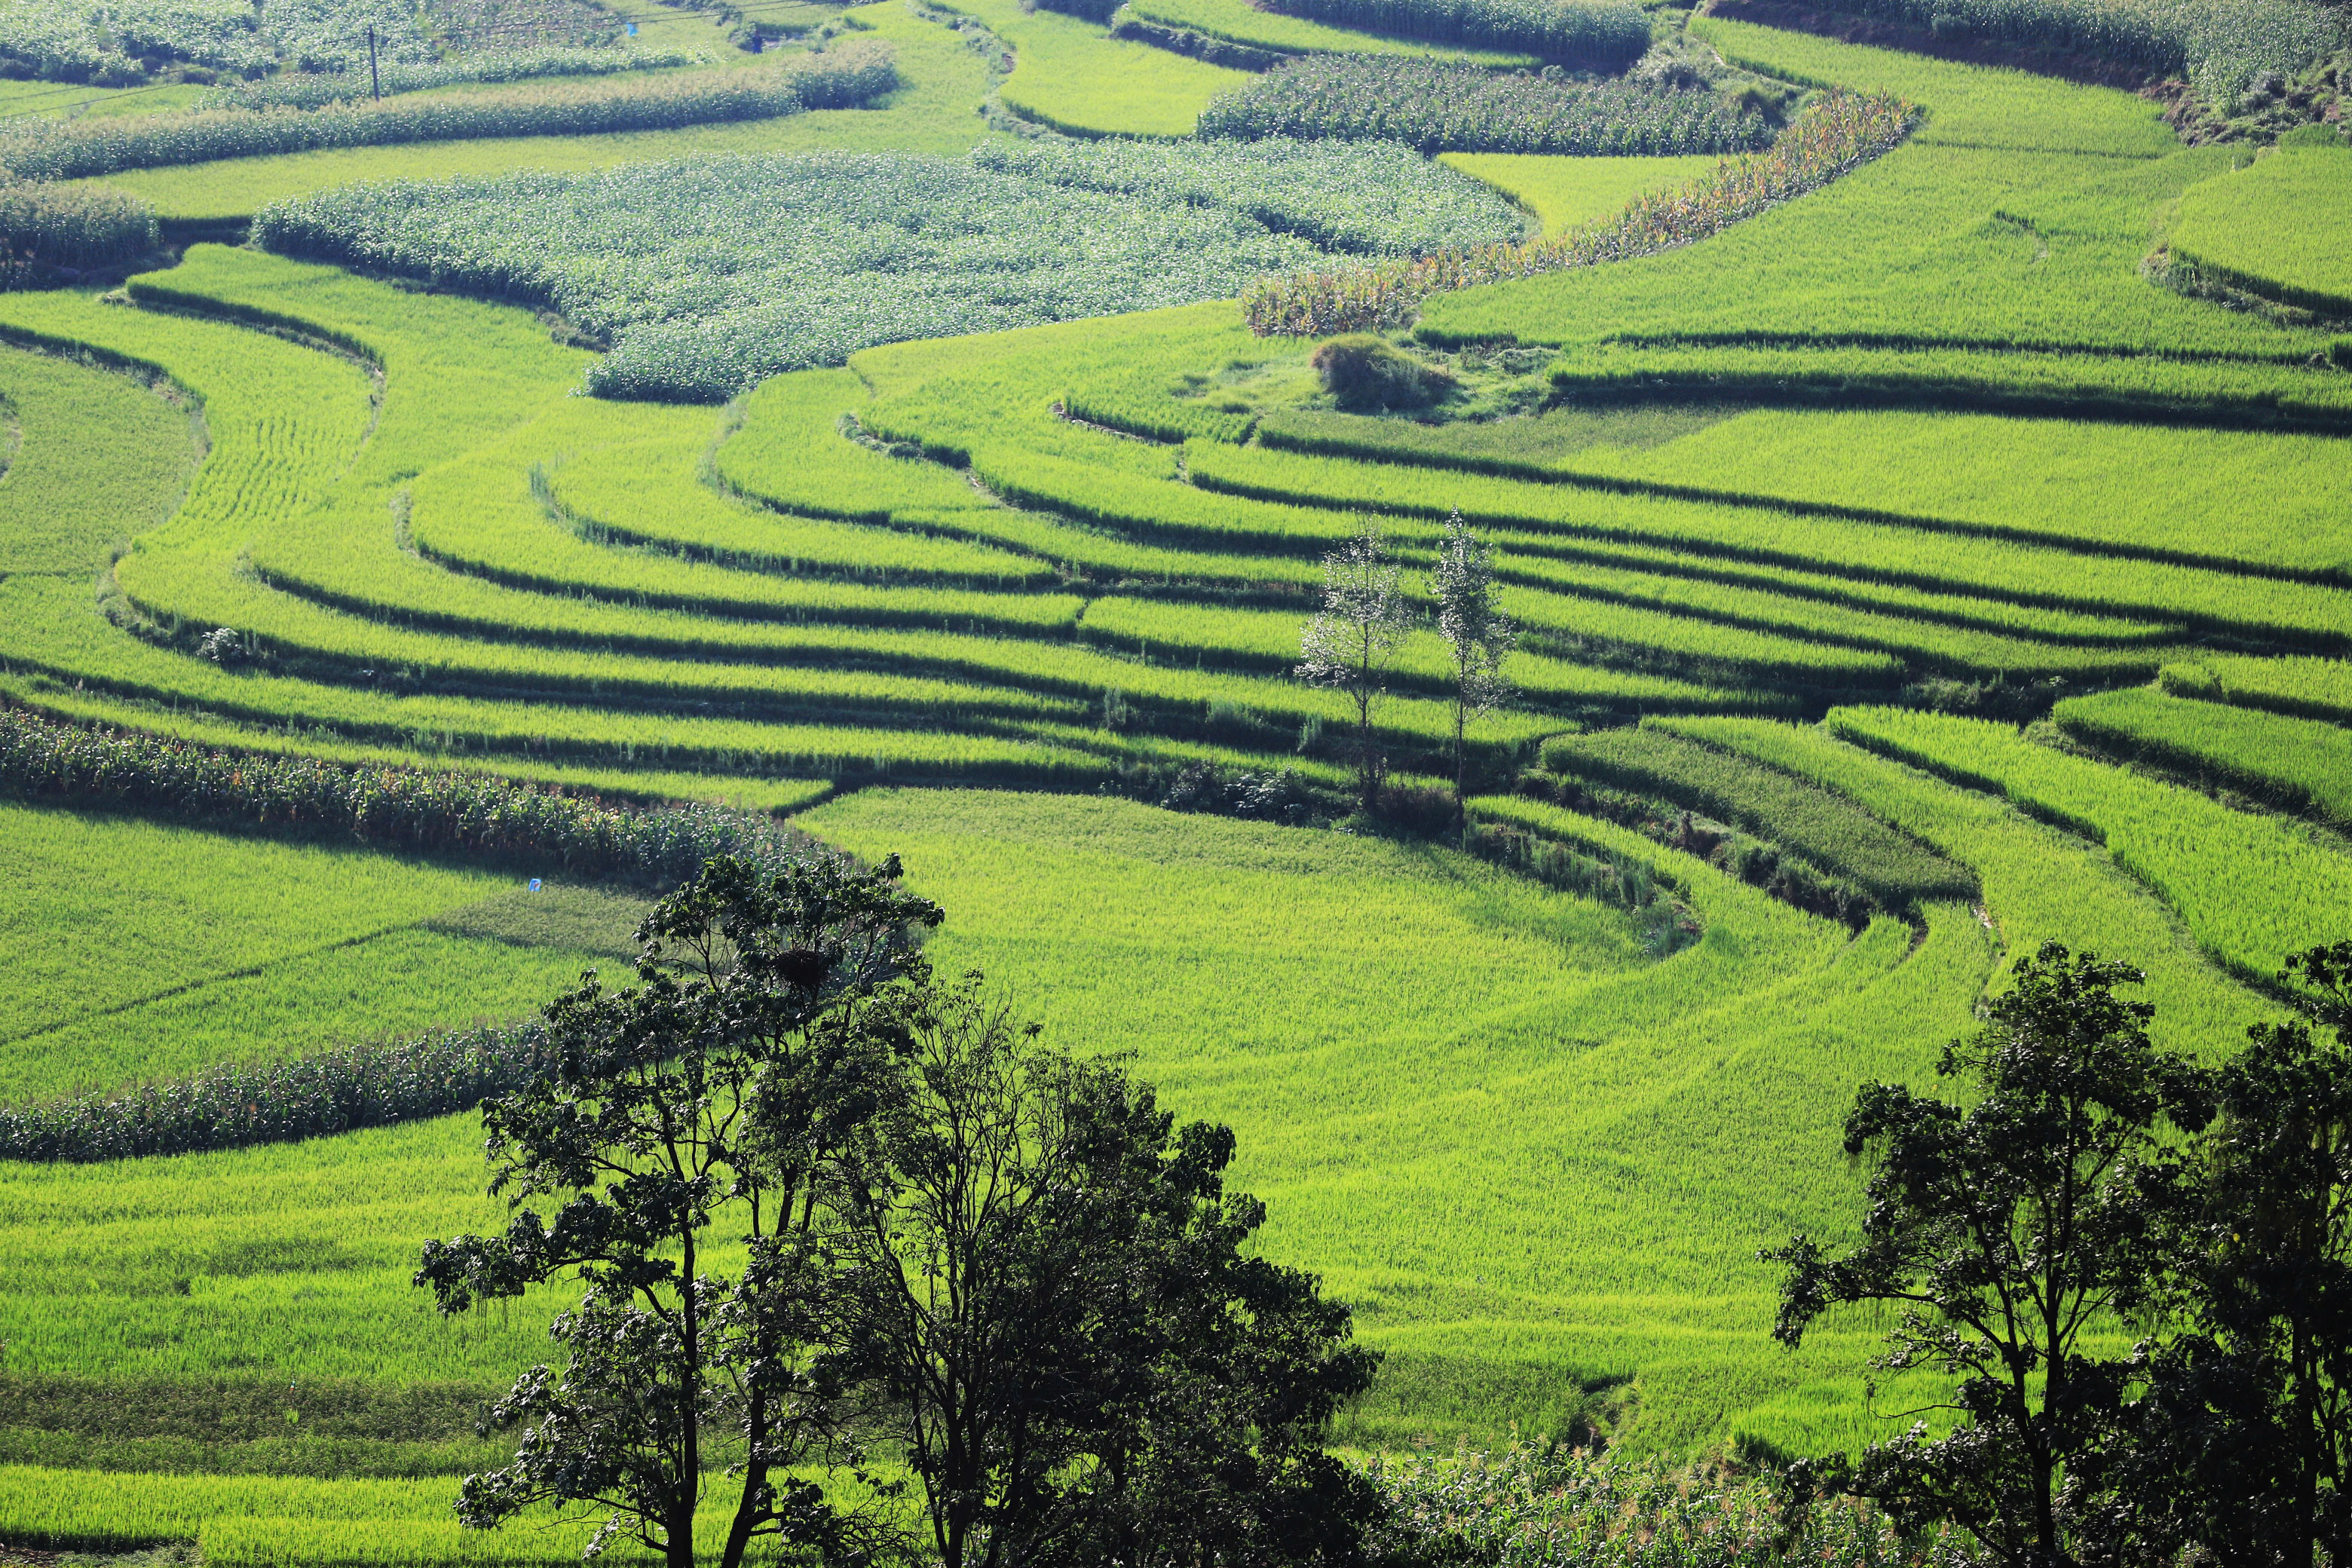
[0,47,896,182]
[0,177,157,281]
[0,1021,561,1162]
[1792,0,2345,103]
[194,46,721,110]
[1262,0,1652,69]
[1198,54,1772,155]
[0,706,805,880]
[1243,87,1916,335]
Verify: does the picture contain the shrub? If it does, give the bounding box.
[1199,54,1772,155]
[1311,332,1456,408]
[1262,0,1651,68]
[0,47,896,182]
[1244,87,1917,335]
[0,176,157,281]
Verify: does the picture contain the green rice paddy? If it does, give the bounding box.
[2,0,2349,1552]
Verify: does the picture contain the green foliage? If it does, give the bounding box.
[0,50,896,181]
[1258,0,1649,68]
[1200,54,1771,155]
[1542,723,1974,908]
[256,139,1514,400]
[2056,683,2352,822]
[1244,88,1916,334]
[2170,142,2352,318]
[0,342,194,574]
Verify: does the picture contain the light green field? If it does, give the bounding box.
[0,801,622,1101]
[2168,141,2352,316]
[1125,0,1536,63]
[1438,152,1726,236]
[942,0,1254,136]
[0,343,197,576]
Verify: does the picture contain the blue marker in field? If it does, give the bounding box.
[626,20,637,33]
[529,877,543,892]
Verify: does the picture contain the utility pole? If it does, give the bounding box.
[366,25,380,100]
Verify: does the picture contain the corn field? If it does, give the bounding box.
[1199,54,1775,155]
[1262,0,1651,68]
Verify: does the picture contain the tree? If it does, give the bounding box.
[2115,941,2352,1566]
[413,852,941,1568]
[829,971,1380,1568]
[1763,942,2211,1567]
[1428,509,1513,830]
[1298,516,1411,813]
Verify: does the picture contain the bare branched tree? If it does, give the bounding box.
[1297,516,1411,813]
[1430,509,1514,828]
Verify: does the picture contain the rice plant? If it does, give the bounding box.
[1827,704,2352,986]
[2055,683,2352,823]
[2168,140,2352,318]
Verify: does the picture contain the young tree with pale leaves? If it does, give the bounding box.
[1297,516,1411,813]
[1430,510,1514,827]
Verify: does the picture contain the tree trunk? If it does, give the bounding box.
[1453,691,1467,844]
[718,1395,768,1568]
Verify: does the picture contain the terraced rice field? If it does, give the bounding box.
[4,0,2352,1554]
